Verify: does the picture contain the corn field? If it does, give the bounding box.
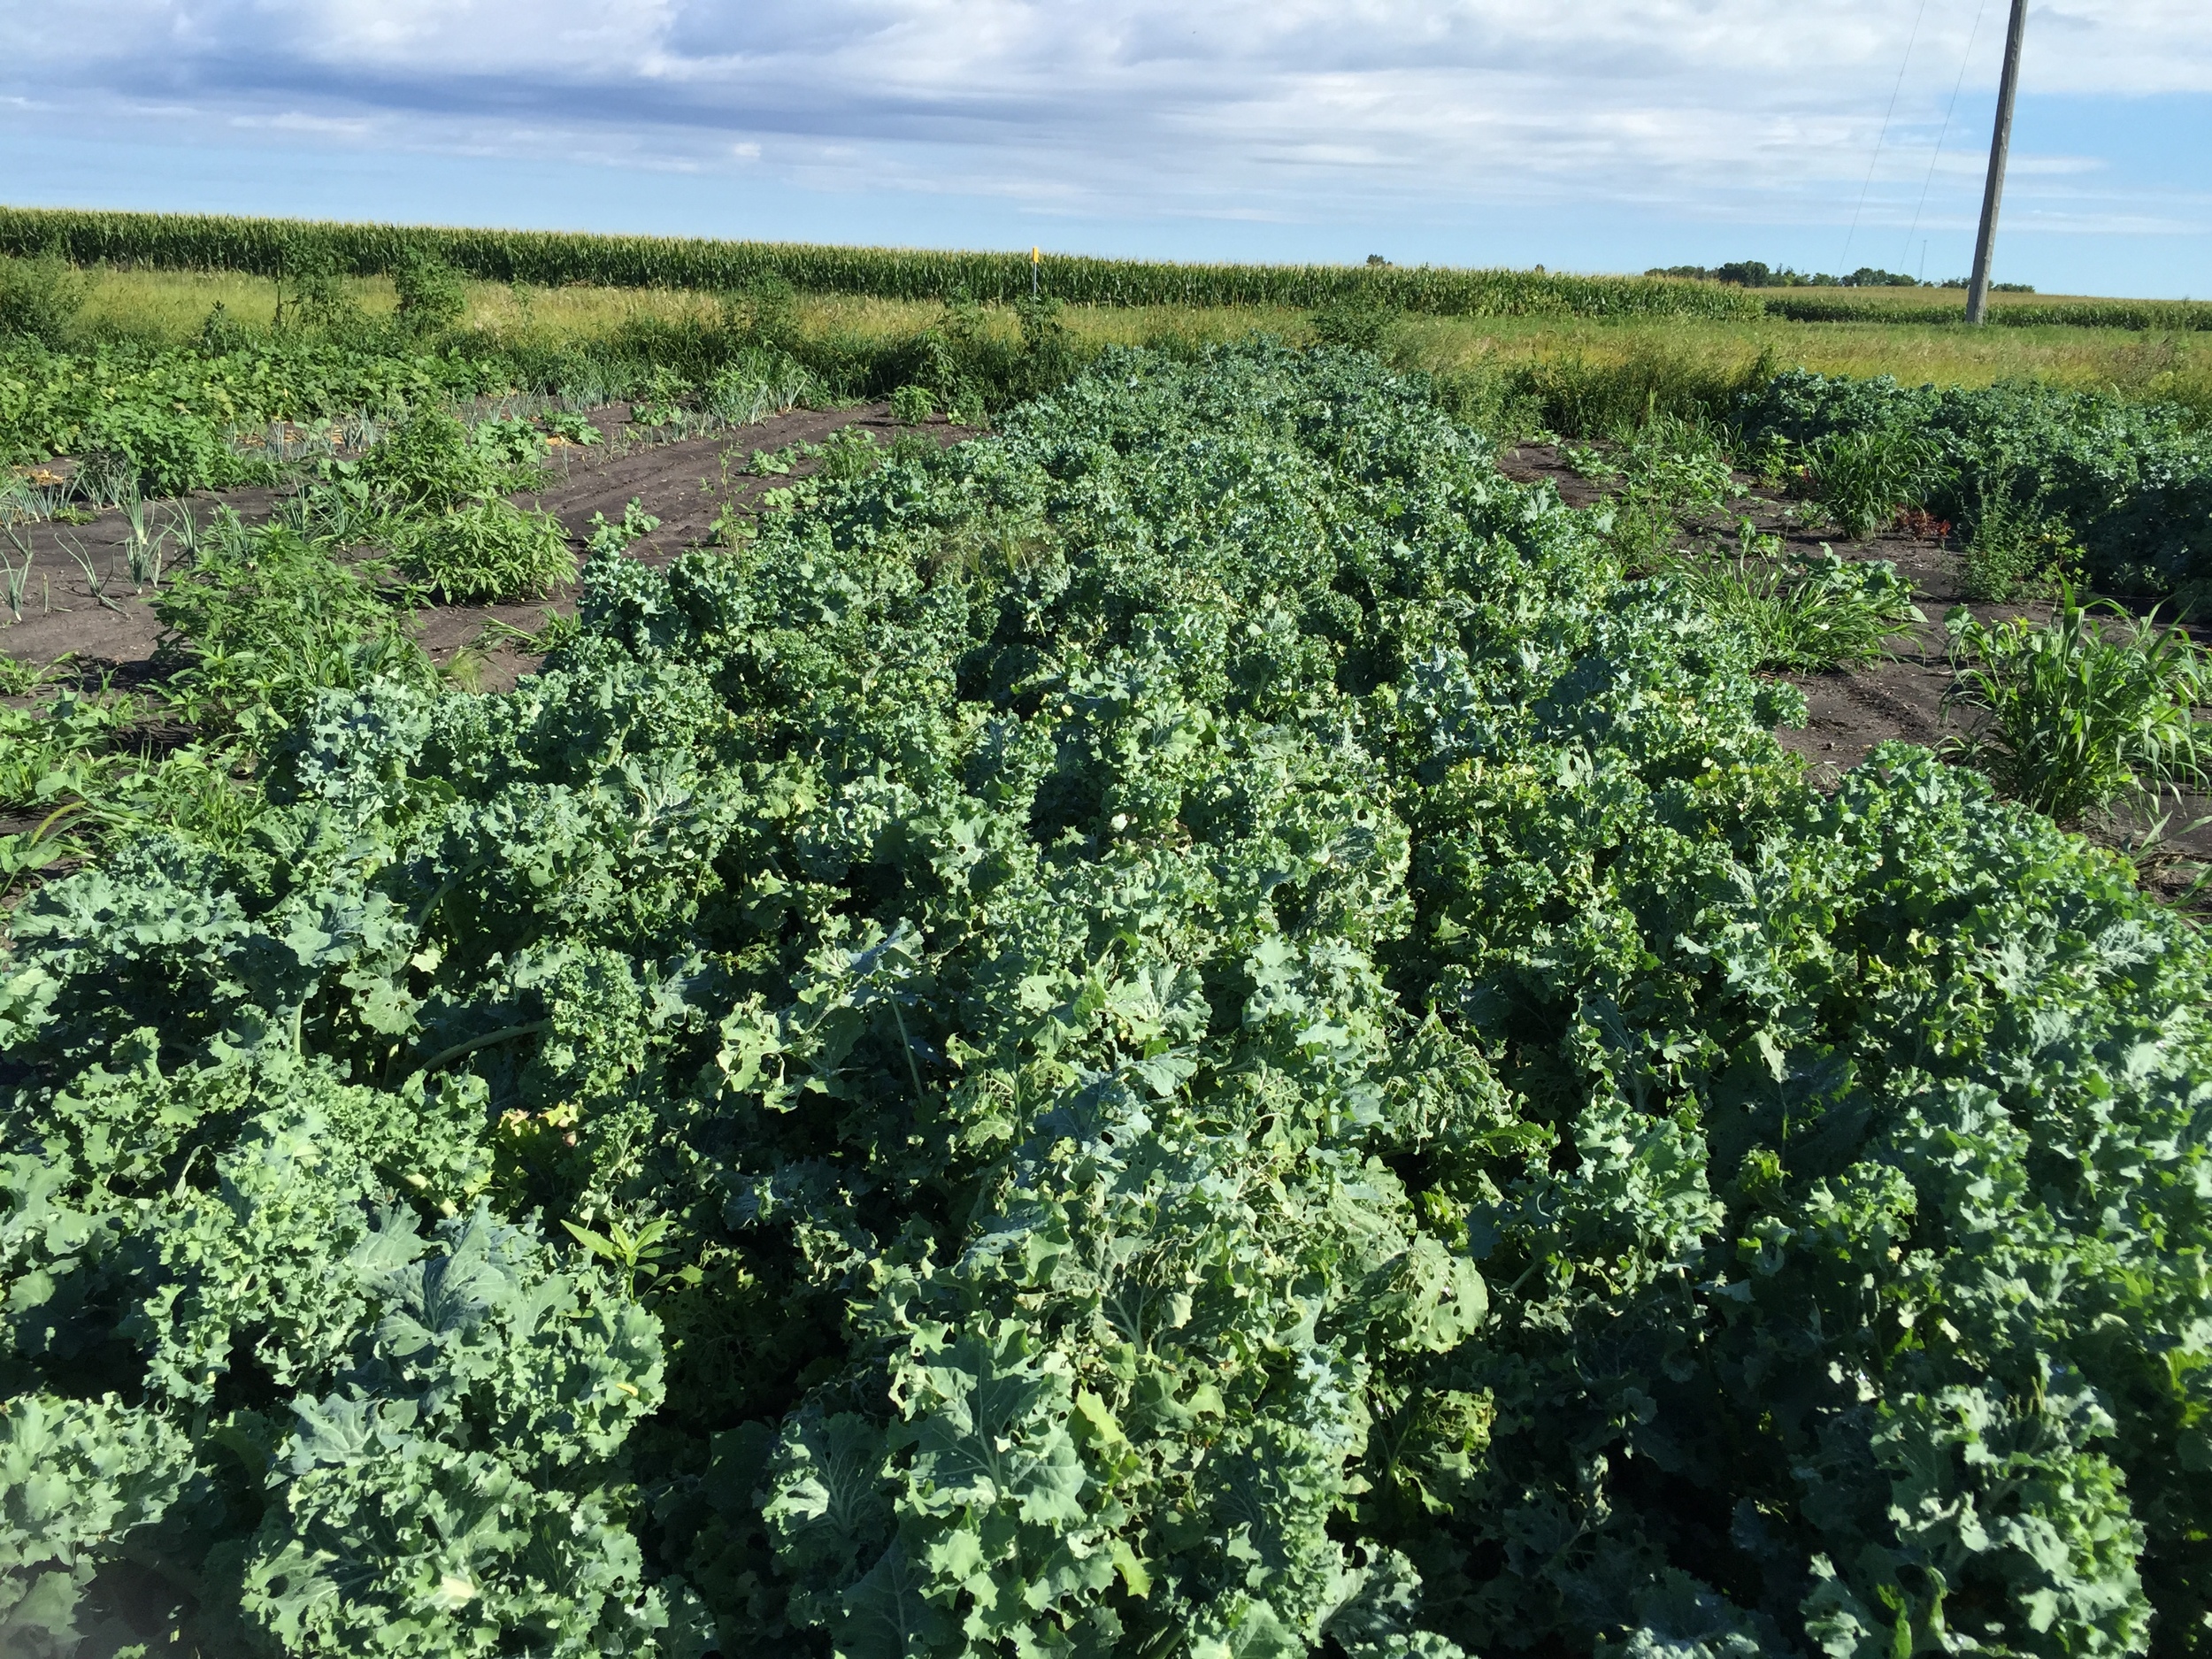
[0,206,1769,320]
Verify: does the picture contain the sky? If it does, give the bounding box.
[3,0,2208,298]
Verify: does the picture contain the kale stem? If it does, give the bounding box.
[418,1020,552,1073]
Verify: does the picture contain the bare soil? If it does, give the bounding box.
[3,401,970,696]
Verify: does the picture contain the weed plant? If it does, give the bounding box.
[1008,294,1083,401]
[585,498,660,559]
[475,606,585,658]
[1945,587,2210,824]
[1524,342,1778,439]
[0,651,48,695]
[720,273,803,355]
[817,425,882,484]
[348,407,542,511]
[0,686,149,898]
[887,430,939,468]
[904,288,993,415]
[195,300,255,354]
[1600,495,1680,573]
[272,234,362,336]
[889,383,934,425]
[392,247,467,334]
[153,516,434,742]
[946,385,989,427]
[393,499,572,603]
[747,443,799,478]
[542,410,601,446]
[471,414,546,472]
[1578,414,1742,571]
[1617,411,1738,517]
[627,365,690,426]
[1671,541,1924,671]
[1310,290,1401,354]
[0,250,84,346]
[1958,472,2084,601]
[1804,425,1943,540]
[0,683,257,901]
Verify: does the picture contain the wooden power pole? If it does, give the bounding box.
[1966,0,2030,324]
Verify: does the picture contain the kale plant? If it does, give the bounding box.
[5,343,2210,1659]
[1739,369,2212,593]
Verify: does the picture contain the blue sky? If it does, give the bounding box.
[4,1,2207,298]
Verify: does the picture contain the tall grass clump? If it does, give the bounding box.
[1805,426,1943,541]
[1945,588,2209,825]
[1525,343,1778,438]
[1672,544,1924,671]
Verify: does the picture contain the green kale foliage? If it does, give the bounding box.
[5,342,2212,1658]
[1736,369,2212,594]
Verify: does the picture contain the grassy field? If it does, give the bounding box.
[70,266,2212,413]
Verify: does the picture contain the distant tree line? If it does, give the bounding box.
[1648,260,2035,293]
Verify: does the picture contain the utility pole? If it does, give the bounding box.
[1966,0,2029,324]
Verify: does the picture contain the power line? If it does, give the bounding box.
[1901,0,1992,273]
[1842,0,1932,273]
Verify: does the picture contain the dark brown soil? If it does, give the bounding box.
[2,401,968,696]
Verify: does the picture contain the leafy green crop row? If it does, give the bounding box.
[0,283,1095,498]
[1739,369,2212,595]
[0,207,1766,321]
[0,334,507,493]
[7,342,2210,1657]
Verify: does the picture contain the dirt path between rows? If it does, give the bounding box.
[2,400,970,695]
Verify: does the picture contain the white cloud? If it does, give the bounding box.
[5,0,2208,234]
[228,110,376,137]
